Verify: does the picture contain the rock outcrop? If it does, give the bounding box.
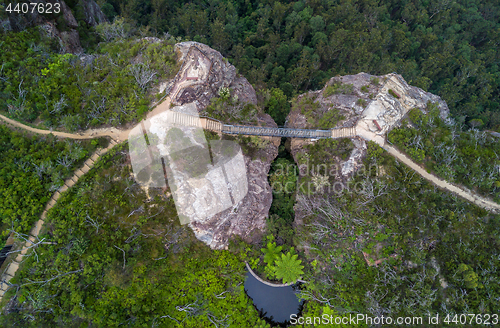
[78,0,107,26]
[287,72,449,179]
[171,42,258,111]
[188,145,277,249]
[2,0,107,53]
[150,42,278,249]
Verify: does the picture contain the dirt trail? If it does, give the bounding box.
[0,137,118,299]
[1,95,500,300]
[0,98,175,142]
[2,105,500,215]
[383,144,500,213]
[0,113,130,142]
[1,104,499,216]
[356,128,500,214]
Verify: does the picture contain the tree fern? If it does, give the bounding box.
[274,252,304,284]
[261,242,282,265]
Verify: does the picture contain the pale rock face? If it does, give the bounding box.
[341,138,367,177]
[358,73,449,136]
[5,0,107,54]
[172,41,258,111]
[130,103,251,230]
[129,101,276,249]
[78,0,107,26]
[288,72,449,181]
[130,43,278,249]
[188,157,275,249]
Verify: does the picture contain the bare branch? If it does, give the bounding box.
[129,62,157,90]
[85,214,102,234]
[20,269,83,287]
[114,245,126,270]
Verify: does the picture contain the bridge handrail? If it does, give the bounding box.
[168,113,354,139]
[199,115,225,126]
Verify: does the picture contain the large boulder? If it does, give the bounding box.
[287,72,449,179]
[172,41,258,111]
[4,0,107,54]
[141,42,278,249]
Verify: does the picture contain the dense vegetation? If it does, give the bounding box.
[202,87,260,125]
[0,126,95,238]
[388,104,500,203]
[0,26,177,131]
[102,0,500,131]
[267,140,297,247]
[293,92,347,130]
[2,0,500,326]
[1,144,270,328]
[261,238,304,284]
[295,139,500,325]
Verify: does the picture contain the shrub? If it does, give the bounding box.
[94,17,135,42]
[274,251,304,284]
[370,77,380,85]
[265,88,290,126]
[361,85,369,93]
[317,108,345,129]
[356,98,367,108]
[388,89,400,98]
[324,82,354,97]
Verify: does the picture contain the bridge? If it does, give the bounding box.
[223,124,332,138]
[165,111,356,139]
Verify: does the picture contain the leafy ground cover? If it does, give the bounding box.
[1,144,270,328]
[295,139,500,324]
[0,27,178,131]
[388,104,500,203]
[0,125,96,237]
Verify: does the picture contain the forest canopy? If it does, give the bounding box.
[98,0,500,131]
[0,27,178,130]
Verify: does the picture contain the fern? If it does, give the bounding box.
[274,252,304,284]
[261,242,282,265]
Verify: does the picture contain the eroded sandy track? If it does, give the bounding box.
[1,72,499,301]
[0,138,118,299]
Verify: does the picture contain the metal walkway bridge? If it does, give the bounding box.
[223,124,332,138]
[166,111,357,139]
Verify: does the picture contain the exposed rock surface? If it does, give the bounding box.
[288,72,449,180]
[172,42,258,111]
[154,42,278,249]
[78,0,107,26]
[2,0,107,53]
[189,149,277,249]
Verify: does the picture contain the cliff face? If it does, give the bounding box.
[159,42,278,249]
[170,41,258,111]
[2,0,107,53]
[188,142,278,249]
[287,72,449,182]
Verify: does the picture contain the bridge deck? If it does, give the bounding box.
[168,112,355,139]
[223,125,332,138]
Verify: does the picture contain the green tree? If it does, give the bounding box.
[274,251,304,284]
[265,88,290,126]
[457,263,482,289]
[210,18,230,54]
[309,15,325,32]
[261,241,282,266]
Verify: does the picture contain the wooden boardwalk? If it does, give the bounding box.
[245,262,294,287]
[0,139,118,299]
